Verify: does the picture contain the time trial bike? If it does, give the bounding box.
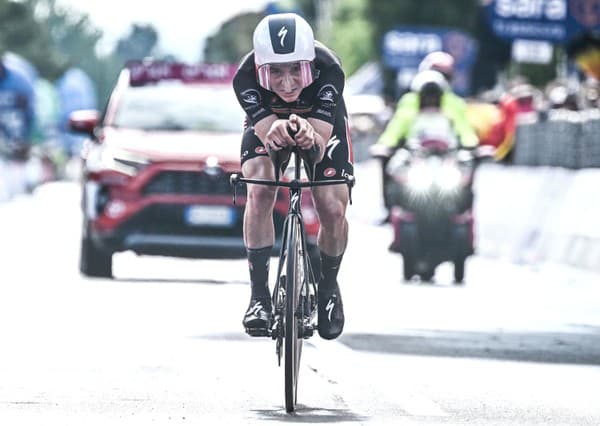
[231,143,354,412]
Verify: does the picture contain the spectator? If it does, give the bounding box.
[0,54,35,161]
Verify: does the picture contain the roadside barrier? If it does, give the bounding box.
[512,109,600,169]
[474,163,600,273]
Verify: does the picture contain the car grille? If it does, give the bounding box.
[142,170,245,196]
[115,204,285,238]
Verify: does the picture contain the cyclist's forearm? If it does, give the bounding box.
[254,115,280,144]
[308,118,332,163]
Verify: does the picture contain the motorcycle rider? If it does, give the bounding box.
[371,52,478,219]
[232,13,353,340]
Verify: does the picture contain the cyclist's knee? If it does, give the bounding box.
[316,197,346,229]
[247,184,277,206]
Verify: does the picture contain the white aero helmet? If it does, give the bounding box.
[253,13,316,90]
[410,70,450,94]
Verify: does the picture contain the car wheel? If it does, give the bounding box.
[79,224,112,278]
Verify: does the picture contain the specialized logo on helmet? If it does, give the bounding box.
[278,26,288,47]
[324,168,336,178]
[242,89,261,105]
[269,17,296,54]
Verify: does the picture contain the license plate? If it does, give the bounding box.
[184,205,236,227]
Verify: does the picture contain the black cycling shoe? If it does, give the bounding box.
[243,298,273,337]
[318,284,345,340]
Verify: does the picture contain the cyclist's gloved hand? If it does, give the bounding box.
[288,114,315,150]
[266,119,296,151]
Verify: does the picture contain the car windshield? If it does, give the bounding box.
[111,82,245,132]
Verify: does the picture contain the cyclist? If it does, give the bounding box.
[232,13,353,340]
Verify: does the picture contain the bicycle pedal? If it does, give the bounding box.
[245,327,271,337]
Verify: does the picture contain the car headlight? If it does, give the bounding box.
[101,148,149,176]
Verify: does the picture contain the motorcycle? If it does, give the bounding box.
[379,112,494,283]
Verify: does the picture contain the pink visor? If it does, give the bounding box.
[256,61,314,91]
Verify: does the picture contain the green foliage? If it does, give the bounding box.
[116,24,158,62]
[0,0,166,106]
[204,13,262,63]
[330,0,375,77]
[365,0,479,47]
[0,0,66,79]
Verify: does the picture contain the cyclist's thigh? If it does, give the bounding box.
[312,183,349,211]
[240,127,277,182]
[314,126,354,182]
[312,124,353,206]
[241,127,269,168]
[242,155,276,180]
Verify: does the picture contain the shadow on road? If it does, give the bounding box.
[339,328,600,366]
[251,406,368,423]
[113,277,248,285]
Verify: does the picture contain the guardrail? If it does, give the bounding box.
[474,163,600,273]
[512,109,600,169]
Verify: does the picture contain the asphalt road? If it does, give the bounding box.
[0,162,599,425]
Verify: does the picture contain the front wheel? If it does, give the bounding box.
[402,255,415,281]
[284,216,304,412]
[79,221,112,278]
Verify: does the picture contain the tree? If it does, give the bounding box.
[204,12,263,63]
[0,0,66,79]
[115,24,158,62]
[330,0,375,77]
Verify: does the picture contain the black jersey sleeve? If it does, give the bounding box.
[306,58,345,125]
[232,53,274,126]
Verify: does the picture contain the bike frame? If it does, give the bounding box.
[231,146,353,412]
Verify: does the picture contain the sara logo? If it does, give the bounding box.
[242,89,261,105]
[323,168,336,178]
[317,84,338,103]
[571,0,600,28]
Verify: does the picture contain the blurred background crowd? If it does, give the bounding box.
[1,0,599,198]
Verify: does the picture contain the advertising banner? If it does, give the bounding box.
[482,0,600,44]
[382,26,478,95]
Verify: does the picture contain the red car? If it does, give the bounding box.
[69,61,320,278]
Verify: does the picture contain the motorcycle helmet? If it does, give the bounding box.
[418,51,455,82]
[411,70,449,94]
[253,13,316,91]
[411,70,448,108]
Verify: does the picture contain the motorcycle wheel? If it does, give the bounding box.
[453,257,465,284]
[420,269,434,282]
[402,256,415,281]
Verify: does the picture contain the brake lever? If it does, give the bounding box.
[345,174,355,205]
[230,173,240,205]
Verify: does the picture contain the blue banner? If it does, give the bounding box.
[381,26,478,95]
[483,0,600,44]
